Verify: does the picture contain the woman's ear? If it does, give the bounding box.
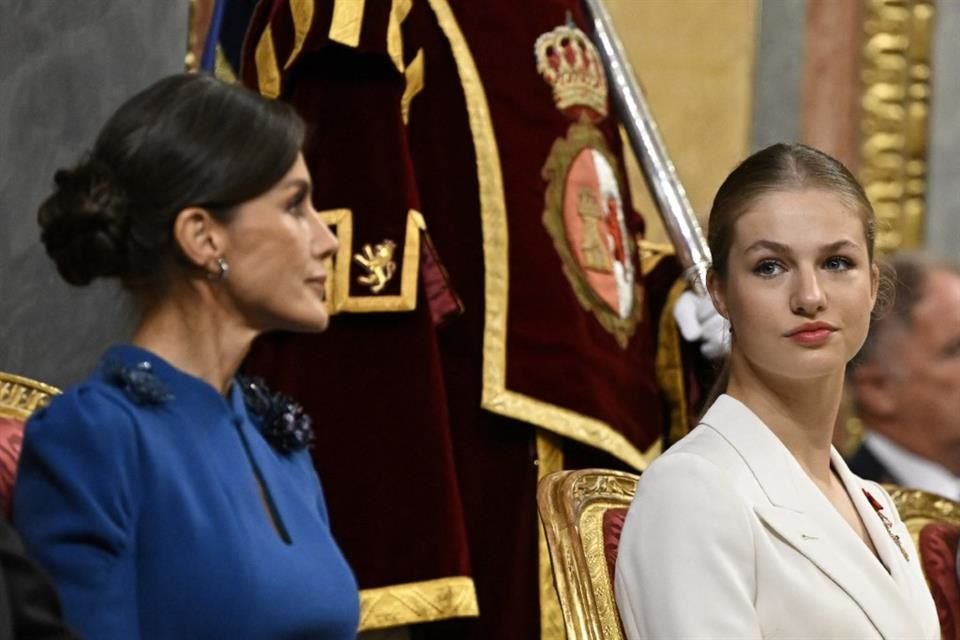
[870,262,880,309]
[173,207,228,275]
[707,269,729,320]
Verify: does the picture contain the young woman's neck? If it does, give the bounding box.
[131,281,257,395]
[725,357,845,484]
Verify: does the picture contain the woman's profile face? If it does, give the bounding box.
[709,188,879,382]
[218,153,339,333]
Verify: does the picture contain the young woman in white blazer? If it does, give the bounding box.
[614,143,940,639]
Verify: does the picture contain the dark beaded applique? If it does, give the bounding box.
[237,376,314,454]
[104,360,174,405]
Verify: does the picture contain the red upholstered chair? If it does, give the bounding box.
[887,487,960,640]
[537,468,638,640]
[0,372,59,518]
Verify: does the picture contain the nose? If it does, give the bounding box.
[309,205,339,260]
[790,266,826,316]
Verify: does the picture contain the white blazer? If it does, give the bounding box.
[614,394,940,639]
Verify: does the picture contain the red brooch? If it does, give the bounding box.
[863,489,910,561]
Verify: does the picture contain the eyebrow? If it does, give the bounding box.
[281,177,312,193]
[743,239,861,254]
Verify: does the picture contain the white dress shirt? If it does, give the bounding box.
[864,431,960,501]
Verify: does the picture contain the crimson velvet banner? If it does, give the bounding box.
[241,1,703,637]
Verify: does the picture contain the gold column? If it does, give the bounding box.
[860,0,935,254]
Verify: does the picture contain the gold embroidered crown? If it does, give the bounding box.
[534,24,608,119]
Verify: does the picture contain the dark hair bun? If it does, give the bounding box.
[37,160,130,286]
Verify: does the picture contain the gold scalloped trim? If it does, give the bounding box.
[402,48,425,125]
[285,0,316,69]
[254,25,281,98]
[329,0,365,48]
[359,576,478,630]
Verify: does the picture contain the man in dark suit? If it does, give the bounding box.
[0,517,74,640]
[848,254,960,500]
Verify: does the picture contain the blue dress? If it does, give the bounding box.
[13,345,359,639]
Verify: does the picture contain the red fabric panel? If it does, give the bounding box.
[602,508,628,584]
[919,522,960,640]
[240,2,702,637]
[0,417,25,519]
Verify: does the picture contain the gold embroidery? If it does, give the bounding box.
[320,209,424,312]
[329,0,365,47]
[254,25,281,98]
[578,190,613,273]
[534,24,608,118]
[402,48,425,125]
[428,0,657,470]
[536,431,565,640]
[354,241,398,293]
[541,121,644,349]
[285,0,316,69]
[359,576,479,630]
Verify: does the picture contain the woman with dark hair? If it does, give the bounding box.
[614,144,939,638]
[13,73,357,639]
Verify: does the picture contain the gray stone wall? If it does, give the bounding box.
[750,0,806,151]
[925,1,960,261]
[0,1,187,387]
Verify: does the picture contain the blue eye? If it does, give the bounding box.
[753,260,784,278]
[824,256,853,271]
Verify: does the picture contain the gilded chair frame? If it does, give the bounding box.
[886,485,960,549]
[0,372,59,421]
[538,468,639,640]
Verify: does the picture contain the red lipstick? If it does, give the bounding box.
[786,321,836,346]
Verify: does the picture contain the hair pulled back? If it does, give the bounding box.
[707,143,876,281]
[38,73,305,293]
[696,143,881,419]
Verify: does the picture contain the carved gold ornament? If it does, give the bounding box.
[354,240,398,293]
[860,0,934,254]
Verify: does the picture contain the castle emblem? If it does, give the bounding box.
[535,23,643,348]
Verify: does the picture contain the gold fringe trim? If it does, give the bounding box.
[359,576,479,630]
[428,0,657,471]
[656,278,690,444]
[319,208,424,313]
[329,0,366,47]
[536,431,565,640]
[285,0,316,69]
[254,25,281,98]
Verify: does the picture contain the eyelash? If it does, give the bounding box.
[287,191,308,215]
[752,256,855,278]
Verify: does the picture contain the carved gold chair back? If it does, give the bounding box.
[538,468,638,640]
[0,372,59,421]
[886,486,960,549]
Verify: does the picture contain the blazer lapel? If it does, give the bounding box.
[702,396,920,639]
